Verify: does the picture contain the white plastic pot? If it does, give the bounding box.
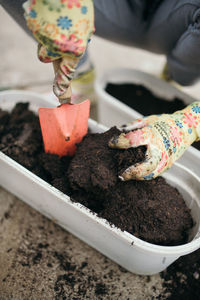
[95,68,200,177]
[0,90,200,275]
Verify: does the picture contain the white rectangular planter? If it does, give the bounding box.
[0,90,200,276]
[95,68,200,177]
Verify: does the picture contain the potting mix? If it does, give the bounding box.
[0,102,199,299]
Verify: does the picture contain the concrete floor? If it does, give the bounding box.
[0,6,200,300]
[0,189,164,300]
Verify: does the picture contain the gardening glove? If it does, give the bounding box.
[109,102,200,181]
[23,0,94,103]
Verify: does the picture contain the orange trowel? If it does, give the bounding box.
[39,61,90,157]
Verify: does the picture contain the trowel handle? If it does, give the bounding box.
[53,59,72,103]
[53,59,61,74]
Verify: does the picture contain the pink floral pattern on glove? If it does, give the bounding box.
[157,153,168,174]
[183,112,198,128]
[170,126,183,146]
[126,130,145,146]
[62,0,81,9]
[54,34,84,55]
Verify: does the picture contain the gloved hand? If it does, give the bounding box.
[23,0,94,103]
[109,102,200,180]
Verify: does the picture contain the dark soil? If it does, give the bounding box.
[67,127,192,246]
[193,141,200,151]
[0,102,198,299]
[67,127,146,192]
[161,248,200,300]
[105,83,186,116]
[105,83,200,151]
[0,103,72,191]
[0,103,193,247]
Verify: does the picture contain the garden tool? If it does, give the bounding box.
[39,60,90,157]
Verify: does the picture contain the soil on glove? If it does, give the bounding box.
[105,83,200,151]
[0,103,193,247]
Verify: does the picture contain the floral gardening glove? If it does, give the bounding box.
[23,0,94,103]
[109,102,200,181]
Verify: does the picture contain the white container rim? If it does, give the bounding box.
[95,67,196,103]
[0,89,200,257]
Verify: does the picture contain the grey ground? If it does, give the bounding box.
[0,6,200,300]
